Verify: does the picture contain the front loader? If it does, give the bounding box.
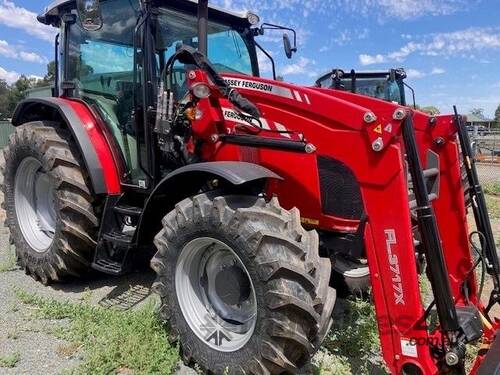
[1,0,499,374]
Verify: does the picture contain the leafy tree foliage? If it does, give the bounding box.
[470,108,485,119]
[0,62,55,120]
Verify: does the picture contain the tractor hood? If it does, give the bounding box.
[220,73,412,152]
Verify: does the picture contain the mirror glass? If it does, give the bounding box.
[77,0,103,31]
[283,33,293,59]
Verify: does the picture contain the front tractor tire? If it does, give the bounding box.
[0,121,98,284]
[151,194,336,374]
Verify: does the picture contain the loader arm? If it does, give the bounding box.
[183,71,499,374]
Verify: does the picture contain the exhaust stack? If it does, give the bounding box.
[198,0,208,55]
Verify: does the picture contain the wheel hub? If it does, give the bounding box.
[176,237,257,352]
[214,265,251,306]
[14,157,56,252]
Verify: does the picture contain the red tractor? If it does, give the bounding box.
[1,0,499,373]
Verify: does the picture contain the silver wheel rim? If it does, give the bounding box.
[14,157,56,252]
[176,237,257,352]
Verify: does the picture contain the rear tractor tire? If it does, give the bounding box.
[0,121,98,284]
[151,194,336,374]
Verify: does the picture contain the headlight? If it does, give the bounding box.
[192,83,211,99]
[247,12,260,26]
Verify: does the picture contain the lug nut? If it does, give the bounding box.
[372,137,384,152]
[429,117,437,126]
[305,143,317,154]
[364,112,377,123]
[393,108,406,120]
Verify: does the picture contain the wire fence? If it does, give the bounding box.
[471,130,500,164]
[0,121,14,149]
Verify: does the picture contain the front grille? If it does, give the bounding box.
[317,156,364,220]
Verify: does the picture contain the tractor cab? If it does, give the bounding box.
[315,68,409,105]
[38,0,266,187]
[38,0,296,189]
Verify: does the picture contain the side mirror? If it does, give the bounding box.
[76,0,103,31]
[283,33,296,59]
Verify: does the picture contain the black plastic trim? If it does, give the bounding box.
[135,161,282,246]
[220,134,308,152]
[165,161,282,186]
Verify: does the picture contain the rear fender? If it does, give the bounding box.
[135,161,282,245]
[12,97,121,195]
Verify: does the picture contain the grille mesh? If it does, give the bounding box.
[317,156,364,219]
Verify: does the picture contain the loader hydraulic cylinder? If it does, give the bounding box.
[403,115,460,333]
[454,106,500,307]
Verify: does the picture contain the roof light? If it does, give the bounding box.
[247,12,260,25]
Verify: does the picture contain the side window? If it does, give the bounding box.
[66,0,147,185]
[78,41,135,130]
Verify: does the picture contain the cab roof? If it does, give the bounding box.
[39,0,252,26]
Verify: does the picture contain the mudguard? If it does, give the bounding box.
[12,97,121,195]
[165,161,282,185]
[135,161,282,244]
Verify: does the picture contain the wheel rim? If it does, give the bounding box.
[14,157,56,252]
[176,237,257,352]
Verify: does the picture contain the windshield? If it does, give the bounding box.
[155,7,256,76]
[317,75,405,105]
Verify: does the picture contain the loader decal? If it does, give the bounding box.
[222,108,292,138]
[384,229,405,305]
[223,76,312,105]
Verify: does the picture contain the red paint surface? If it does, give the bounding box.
[186,71,499,373]
[58,98,121,194]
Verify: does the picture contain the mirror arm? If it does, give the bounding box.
[260,22,297,50]
[254,40,276,80]
[403,82,417,109]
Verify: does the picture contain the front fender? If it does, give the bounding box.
[12,97,121,195]
[135,161,282,245]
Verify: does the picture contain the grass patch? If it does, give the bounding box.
[0,352,20,368]
[321,298,387,374]
[15,289,179,375]
[484,181,500,196]
[486,195,500,219]
[0,244,16,272]
[312,349,352,375]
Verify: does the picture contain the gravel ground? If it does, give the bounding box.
[0,225,162,375]
[0,199,192,375]
[0,172,499,374]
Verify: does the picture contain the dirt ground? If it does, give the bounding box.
[0,165,499,374]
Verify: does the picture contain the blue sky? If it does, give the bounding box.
[0,0,499,116]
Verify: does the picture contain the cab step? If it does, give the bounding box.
[92,258,126,275]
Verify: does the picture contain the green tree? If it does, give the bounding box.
[0,79,9,119]
[7,75,33,115]
[471,108,485,119]
[44,61,56,83]
[494,104,500,123]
